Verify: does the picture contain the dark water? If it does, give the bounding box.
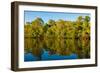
[24,38,90,62]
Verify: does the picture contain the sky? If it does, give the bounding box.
[24,11,90,24]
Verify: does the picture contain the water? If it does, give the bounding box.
[24,38,90,62]
[24,49,78,61]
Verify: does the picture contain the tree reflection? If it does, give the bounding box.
[24,16,90,61]
[24,37,90,60]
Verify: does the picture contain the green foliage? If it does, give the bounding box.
[47,19,56,26]
[24,16,90,42]
[24,16,90,58]
[84,16,90,22]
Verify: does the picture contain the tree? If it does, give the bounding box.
[24,23,32,37]
[31,17,44,38]
[47,19,56,27]
[24,16,91,59]
[84,16,90,22]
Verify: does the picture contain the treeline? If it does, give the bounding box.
[24,16,90,40]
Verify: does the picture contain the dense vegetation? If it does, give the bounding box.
[25,16,90,39]
[24,16,90,60]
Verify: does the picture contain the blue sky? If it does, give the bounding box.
[24,11,90,24]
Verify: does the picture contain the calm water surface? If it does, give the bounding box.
[24,38,90,62]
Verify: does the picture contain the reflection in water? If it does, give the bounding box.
[24,37,90,62]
